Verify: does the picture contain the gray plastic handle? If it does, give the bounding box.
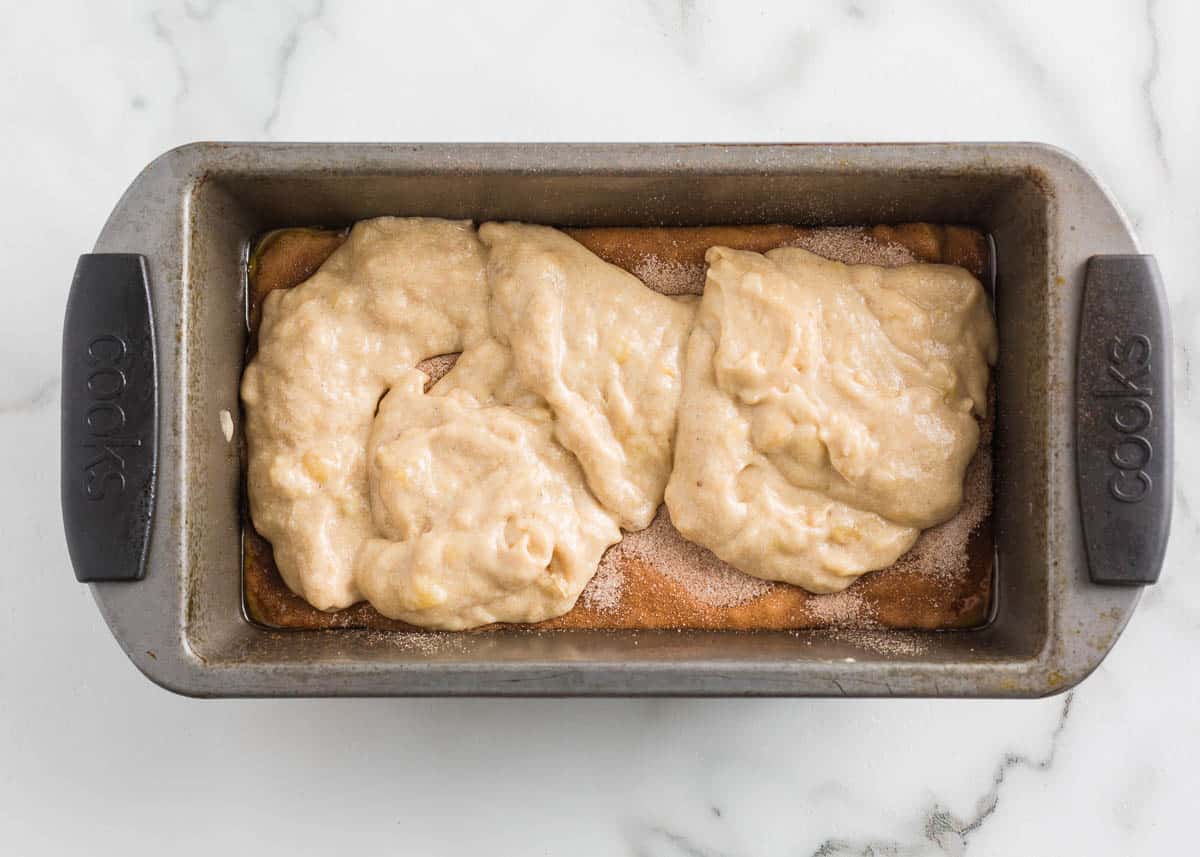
[1076,255,1172,585]
[61,254,158,582]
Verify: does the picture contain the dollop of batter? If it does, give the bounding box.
[241,218,490,610]
[665,246,997,593]
[243,218,693,628]
[355,366,621,630]
[482,222,696,531]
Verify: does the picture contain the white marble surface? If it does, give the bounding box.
[1,1,1197,854]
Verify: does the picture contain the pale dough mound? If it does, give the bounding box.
[241,218,490,610]
[355,369,621,630]
[481,222,696,531]
[665,246,997,593]
[243,218,689,628]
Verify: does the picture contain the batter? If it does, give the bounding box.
[665,246,997,592]
[241,217,490,611]
[243,218,695,629]
[243,218,996,628]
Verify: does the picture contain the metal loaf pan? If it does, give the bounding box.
[60,143,1173,697]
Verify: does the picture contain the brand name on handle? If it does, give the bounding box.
[1093,333,1154,503]
[81,334,141,500]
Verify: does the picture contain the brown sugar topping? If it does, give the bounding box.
[599,508,774,611]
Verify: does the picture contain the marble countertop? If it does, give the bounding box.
[1,1,1196,854]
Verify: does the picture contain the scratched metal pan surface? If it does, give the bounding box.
[59,143,1172,697]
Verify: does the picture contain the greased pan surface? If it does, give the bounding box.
[65,143,1168,697]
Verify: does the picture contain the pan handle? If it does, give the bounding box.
[1075,255,1172,585]
[61,254,158,582]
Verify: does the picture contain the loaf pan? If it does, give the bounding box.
[60,143,1172,697]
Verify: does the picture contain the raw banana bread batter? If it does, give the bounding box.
[243,219,694,628]
[242,222,997,632]
[666,245,996,593]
